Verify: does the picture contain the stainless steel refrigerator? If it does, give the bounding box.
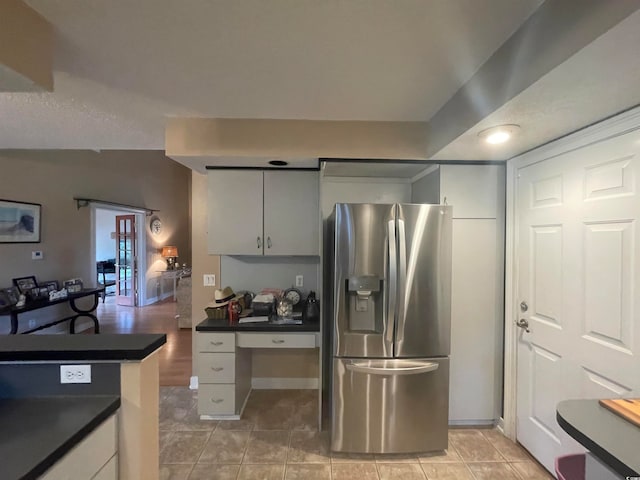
[327,203,452,454]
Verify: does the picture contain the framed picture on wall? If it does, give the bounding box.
[0,199,41,243]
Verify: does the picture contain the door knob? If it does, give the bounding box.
[516,318,530,333]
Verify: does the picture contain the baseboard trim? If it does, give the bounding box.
[251,377,319,389]
[448,420,496,427]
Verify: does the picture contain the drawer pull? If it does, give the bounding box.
[211,367,224,372]
[211,398,224,404]
[210,341,224,346]
[272,339,285,344]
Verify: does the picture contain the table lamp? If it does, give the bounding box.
[161,246,178,270]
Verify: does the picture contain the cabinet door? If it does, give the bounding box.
[263,171,319,255]
[448,219,501,422]
[208,171,264,255]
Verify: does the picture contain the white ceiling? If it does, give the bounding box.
[2,0,639,164]
[0,0,542,150]
[433,9,640,161]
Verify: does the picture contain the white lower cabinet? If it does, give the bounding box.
[196,330,320,418]
[197,332,251,419]
[40,415,117,480]
[198,384,236,415]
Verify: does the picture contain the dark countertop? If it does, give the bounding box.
[0,395,120,480]
[0,334,166,361]
[196,318,320,332]
[557,399,640,477]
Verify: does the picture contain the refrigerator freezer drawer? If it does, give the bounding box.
[331,357,449,454]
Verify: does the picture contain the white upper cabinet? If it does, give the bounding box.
[208,170,319,256]
[208,170,264,255]
[263,171,319,256]
[439,165,504,219]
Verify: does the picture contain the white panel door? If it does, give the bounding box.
[264,171,319,256]
[207,171,264,255]
[516,129,640,473]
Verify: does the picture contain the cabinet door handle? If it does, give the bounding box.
[211,367,224,372]
[257,236,262,249]
[272,339,285,344]
[210,341,223,346]
[211,398,224,404]
[267,236,272,249]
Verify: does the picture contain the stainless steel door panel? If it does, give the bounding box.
[395,204,452,357]
[331,357,449,453]
[333,204,395,358]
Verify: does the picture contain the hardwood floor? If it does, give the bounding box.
[96,297,192,387]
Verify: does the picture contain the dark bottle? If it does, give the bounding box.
[303,291,320,323]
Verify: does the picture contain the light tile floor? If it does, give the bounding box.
[159,387,554,480]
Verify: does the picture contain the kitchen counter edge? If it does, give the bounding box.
[0,334,167,361]
[556,399,640,477]
[1,396,120,480]
[196,318,320,332]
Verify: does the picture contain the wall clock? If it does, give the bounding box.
[150,217,162,235]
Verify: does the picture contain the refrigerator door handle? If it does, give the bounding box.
[387,219,397,344]
[346,359,439,376]
[396,218,407,344]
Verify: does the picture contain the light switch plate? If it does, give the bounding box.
[295,275,304,287]
[204,274,216,286]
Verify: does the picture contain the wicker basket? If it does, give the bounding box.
[205,306,227,320]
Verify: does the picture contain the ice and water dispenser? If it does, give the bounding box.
[347,275,383,332]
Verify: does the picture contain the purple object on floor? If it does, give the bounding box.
[555,454,586,480]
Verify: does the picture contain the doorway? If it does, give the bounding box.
[92,205,147,307]
[504,109,640,473]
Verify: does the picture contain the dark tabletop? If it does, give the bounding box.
[557,399,640,477]
[0,334,166,361]
[0,287,105,315]
[196,318,320,332]
[0,395,120,480]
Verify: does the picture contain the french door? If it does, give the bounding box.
[115,214,137,306]
[515,128,640,472]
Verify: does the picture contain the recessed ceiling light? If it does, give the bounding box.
[269,160,289,166]
[478,125,521,145]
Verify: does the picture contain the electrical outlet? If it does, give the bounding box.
[295,275,304,287]
[204,274,216,286]
[32,251,43,260]
[60,365,92,384]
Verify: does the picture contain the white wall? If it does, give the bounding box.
[321,177,411,218]
[220,256,319,296]
[95,208,117,261]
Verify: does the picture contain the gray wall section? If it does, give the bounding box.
[219,255,320,297]
[0,150,191,331]
[426,0,640,157]
[0,363,120,398]
[411,168,440,204]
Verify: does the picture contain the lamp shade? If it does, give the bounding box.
[161,246,178,258]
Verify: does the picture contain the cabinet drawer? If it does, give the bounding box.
[40,415,117,480]
[197,353,235,383]
[197,332,235,353]
[92,454,117,480]
[198,384,235,415]
[236,332,317,349]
